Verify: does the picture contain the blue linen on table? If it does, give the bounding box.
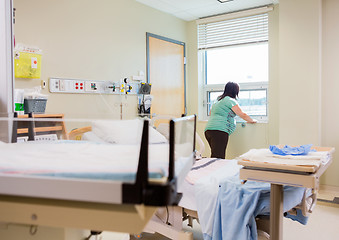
[269,144,314,156]
[204,175,306,240]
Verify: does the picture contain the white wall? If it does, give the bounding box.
[278,0,338,187]
[14,0,187,122]
[279,0,322,146]
[321,0,339,186]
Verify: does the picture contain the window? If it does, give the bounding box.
[198,10,269,122]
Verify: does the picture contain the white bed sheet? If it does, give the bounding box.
[0,141,172,181]
[178,176,197,211]
[178,158,241,212]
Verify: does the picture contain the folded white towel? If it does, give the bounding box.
[238,148,330,167]
[272,151,329,160]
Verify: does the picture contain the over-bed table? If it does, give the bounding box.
[238,146,335,240]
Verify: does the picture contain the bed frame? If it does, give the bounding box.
[143,192,270,240]
[0,115,196,235]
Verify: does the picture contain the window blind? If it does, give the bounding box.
[198,13,268,50]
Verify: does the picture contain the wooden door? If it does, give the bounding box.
[147,33,186,118]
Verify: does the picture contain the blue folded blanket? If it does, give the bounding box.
[269,144,315,156]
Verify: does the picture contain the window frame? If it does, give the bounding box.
[202,81,269,122]
[198,10,270,123]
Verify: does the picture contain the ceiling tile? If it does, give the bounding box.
[136,0,181,13]
[172,11,199,21]
[135,0,279,21]
[187,5,232,19]
[162,0,216,11]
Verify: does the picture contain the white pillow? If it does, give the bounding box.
[149,125,168,144]
[92,119,167,144]
[82,131,107,143]
[155,123,170,140]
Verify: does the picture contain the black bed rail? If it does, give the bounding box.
[11,112,18,143]
[122,115,196,206]
[11,112,35,143]
[169,115,196,181]
[122,120,149,204]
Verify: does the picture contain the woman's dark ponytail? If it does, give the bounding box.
[217,82,240,101]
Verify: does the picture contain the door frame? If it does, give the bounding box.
[0,0,15,143]
[146,32,187,115]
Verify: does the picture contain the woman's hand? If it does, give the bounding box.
[247,119,257,124]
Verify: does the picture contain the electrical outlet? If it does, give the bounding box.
[59,79,65,91]
[74,81,85,92]
[49,78,61,92]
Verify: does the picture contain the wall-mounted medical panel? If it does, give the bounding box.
[49,78,140,95]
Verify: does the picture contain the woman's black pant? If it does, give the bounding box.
[204,130,229,159]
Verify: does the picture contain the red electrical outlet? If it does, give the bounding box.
[74,81,85,91]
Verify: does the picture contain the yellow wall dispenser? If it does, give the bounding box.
[14,46,42,79]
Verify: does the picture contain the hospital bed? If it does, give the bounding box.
[0,114,196,236]
[67,118,333,240]
[147,146,334,240]
[123,117,271,240]
[141,134,333,240]
[144,158,272,240]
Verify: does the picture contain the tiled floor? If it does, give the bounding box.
[318,185,339,202]
[283,203,339,239]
